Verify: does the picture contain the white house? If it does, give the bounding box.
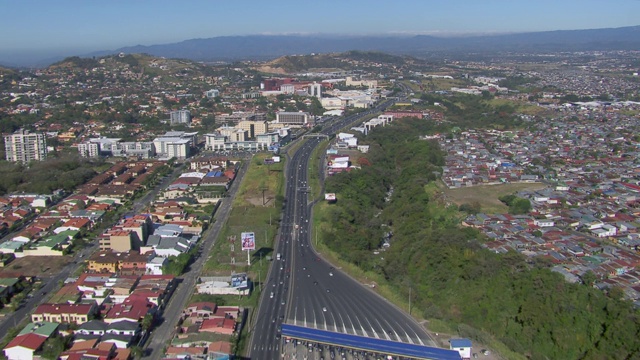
[534,219,555,227]
[146,256,167,275]
[449,338,472,360]
[4,334,47,360]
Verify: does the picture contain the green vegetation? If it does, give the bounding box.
[0,155,101,195]
[163,247,197,276]
[316,118,640,360]
[308,139,329,201]
[444,182,545,214]
[498,194,532,214]
[200,153,284,358]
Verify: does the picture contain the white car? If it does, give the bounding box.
[322,307,327,312]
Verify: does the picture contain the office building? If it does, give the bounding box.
[276,112,310,126]
[170,110,191,125]
[308,83,322,98]
[4,129,47,163]
[205,89,220,99]
[152,131,197,159]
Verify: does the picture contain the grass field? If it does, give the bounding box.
[442,181,547,214]
[203,153,283,286]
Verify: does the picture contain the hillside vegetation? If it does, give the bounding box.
[318,118,640,360]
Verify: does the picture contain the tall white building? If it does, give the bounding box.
[77,141,100,158]
[152,131,197,159]
[169,110,191,125]
[205,89,220,99]
[4,129,47,163]
[308,83,322,98]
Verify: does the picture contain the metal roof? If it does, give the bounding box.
[281,324,461,360]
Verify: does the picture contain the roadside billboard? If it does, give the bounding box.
[241,232,256,251]
[325,193,336,201]
[231,273,248,289]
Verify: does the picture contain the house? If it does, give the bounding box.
[32,303,96,325]
[207,341,232,357]
[183,302,217,319]
[60,341,117,360]
[199,317,236,335]
[103,298,155,324]
[77,320,108,336]
[450,338,472,360]
[165,346,207,359]
[3,333,48,360]
[145,256,166,275]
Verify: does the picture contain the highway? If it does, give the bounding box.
[250,95,433,359]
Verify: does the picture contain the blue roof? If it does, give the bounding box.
[281,324,461,360]
[449,338,472,348]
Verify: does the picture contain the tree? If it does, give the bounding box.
[581,271,597,286]
[142,313,154,331]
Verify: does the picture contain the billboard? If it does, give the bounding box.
[231,273,248,289]
[241,232,256,251]
[325,193,336,201]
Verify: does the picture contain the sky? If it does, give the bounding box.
[1,0,639,58]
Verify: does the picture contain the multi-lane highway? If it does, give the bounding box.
[250,96,433,359]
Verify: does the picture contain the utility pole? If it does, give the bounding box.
[409,285,412,316]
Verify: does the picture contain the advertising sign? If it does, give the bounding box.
[241,232,256,251]
[231,273,248,289]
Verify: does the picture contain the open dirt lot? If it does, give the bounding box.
[0,256,72,278]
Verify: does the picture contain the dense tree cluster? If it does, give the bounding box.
[0,156,99,195]
[321,118,640,359]
[498,194,532,214]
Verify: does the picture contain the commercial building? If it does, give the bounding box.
[237,120,269,138]
[153,131,197,160]
[276,112,310,126]
[169,110,191,125]
[308,82,322,98]
[4,129,47,163]
[204,133,227,151]
[205,89,220,99]
[78,138,155,159]
[216,112,266,126]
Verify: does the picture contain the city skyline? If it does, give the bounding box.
[1,0,639,60]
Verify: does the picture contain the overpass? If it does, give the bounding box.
[302,133,330,139]
[281,324,461,360]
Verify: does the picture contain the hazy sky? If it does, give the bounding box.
[2,0,639,55]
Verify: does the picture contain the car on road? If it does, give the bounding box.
[270,292,274,298]
[322,307,327,312]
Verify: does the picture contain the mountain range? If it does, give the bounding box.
[4,25,640,67]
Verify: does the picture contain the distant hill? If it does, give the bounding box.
[93,25,640,62]
[2,25,639,67]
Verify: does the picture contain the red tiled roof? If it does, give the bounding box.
[4,333,47,351]
[34,303,94,316]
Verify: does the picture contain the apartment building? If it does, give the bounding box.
[169,110,191,125]
[4,129,47,163]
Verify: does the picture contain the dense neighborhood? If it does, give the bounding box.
[0,48,639,359]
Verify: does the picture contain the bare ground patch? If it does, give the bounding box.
[0,256,72,278]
